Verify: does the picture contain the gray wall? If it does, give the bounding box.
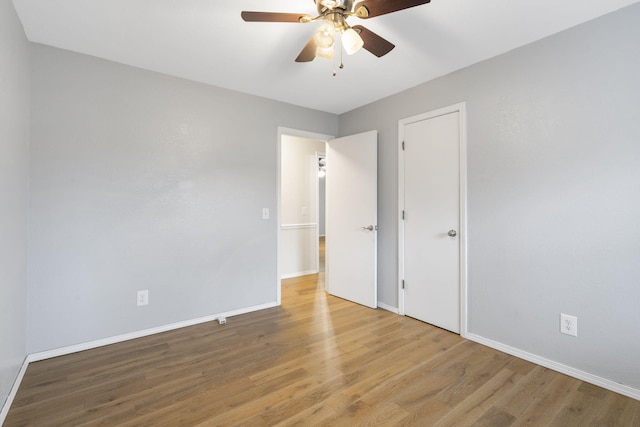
[340,4,640,389]
[0,0,29,407]
[4,0,639,403]
[28,44,337,353]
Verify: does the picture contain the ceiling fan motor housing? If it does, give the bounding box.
[316,0,359,31]
[317,0,354,13]
[318,0,370,19]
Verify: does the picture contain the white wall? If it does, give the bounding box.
[318,172,326,236]
[27,44,338,353]
[339,4,640,391]
[280,135,325,277]
[0,0,29,409]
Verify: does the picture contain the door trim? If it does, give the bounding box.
[277,127,334,306]
[397,103,468,336]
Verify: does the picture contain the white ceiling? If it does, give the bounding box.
[12,0,640,114]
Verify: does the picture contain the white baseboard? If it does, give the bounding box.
[377,302,399,314]
[29,301,278,362]
[464,332,640,401]
[0,357,30,426]
[5,306,637,422]
[1,301,278,421]
[280,270,318,279]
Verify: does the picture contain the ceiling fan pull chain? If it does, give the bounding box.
[333,39,342,77]
[333,36,344,76]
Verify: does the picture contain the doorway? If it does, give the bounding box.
[277,128,378,310]
[318,154,326,272]
[277,127,333,305]
[398,103,468,334]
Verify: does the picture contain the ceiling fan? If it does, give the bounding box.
[241,0,431,63]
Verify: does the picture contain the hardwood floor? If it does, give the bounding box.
[6,272,640,425]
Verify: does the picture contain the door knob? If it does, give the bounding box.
[361,225,376,231]
[448,229,457,237]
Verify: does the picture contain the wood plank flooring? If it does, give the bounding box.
[6,271,640,426]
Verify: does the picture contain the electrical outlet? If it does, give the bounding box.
[560,313,577,337]
[137,290,149,306]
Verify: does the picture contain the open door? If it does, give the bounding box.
[326,130,378,309]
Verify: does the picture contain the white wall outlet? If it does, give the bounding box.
[217,317,227,325]
[560,313,577,337]
[137,290,149,306]
[262,208,269,219]
[301,206,308,216]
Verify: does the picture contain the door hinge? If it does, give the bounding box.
[402,210,405,220]
[402,141,405,150]
[402,280,405,289]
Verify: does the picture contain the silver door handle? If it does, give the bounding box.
[448,229,457,237]
[361,225,377,231]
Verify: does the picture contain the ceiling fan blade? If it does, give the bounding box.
[353,25,395,57]
[295,37,318,62]
[241,11,311,23]
[353,0,430,19]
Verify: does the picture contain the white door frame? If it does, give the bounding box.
[277,127,334,306]
[397,103,468,336]
[315,151,326,275]
[316,152,326,240]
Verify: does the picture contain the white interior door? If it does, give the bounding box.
[326,130,377,309]
[402,110,461,333]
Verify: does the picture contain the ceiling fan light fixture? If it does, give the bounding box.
[320,0,339,9]
[314,21,336,49]
[341,28,364,55]
[316,46,335,60]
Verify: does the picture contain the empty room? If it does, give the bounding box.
[1,0,639,425]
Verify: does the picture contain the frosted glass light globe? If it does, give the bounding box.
[314,22,335,49]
